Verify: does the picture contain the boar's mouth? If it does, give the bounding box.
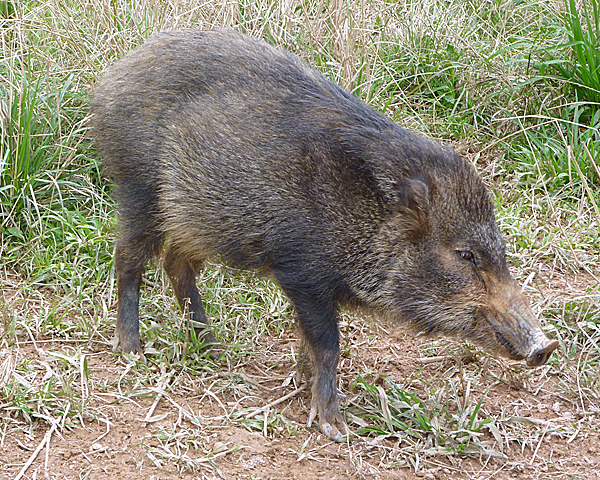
[495,331,525,361]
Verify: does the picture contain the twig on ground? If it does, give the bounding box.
[246,383,308,419]
[417,356,453,364]
[164,394,198,423]
[14,419,58,480]
[529,426,548,466]
[142,371,174,427]
[91,415,112,446]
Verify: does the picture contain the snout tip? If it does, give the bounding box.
[526,340,559,366]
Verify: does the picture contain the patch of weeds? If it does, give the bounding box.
[232,407,299,437]
[0,67,70,211]
[348,376,505,462]
[141,313,220,376]
[142,427,240,475]
[374,21,477,139]
[200,266,294,342]
[492,100,600,278]
[0,63,112,312]
[544,298,600,407]
[117,264,295,383]
[0,347,91,425]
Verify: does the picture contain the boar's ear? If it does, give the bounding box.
[393,175,430,239]
[373,170,430,240]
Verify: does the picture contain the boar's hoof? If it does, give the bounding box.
[307,398,349,442]
[204,343,225,362]
[115,334,147,364]
[122,350,147,364]
[208,348,221,362]
[321,422,349,442]
[526,340,559,366]
[191,327,221,361]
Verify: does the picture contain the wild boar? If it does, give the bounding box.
[90,29,558,441]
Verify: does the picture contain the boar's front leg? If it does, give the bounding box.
[301,309,348,441]
[279,281,348,441]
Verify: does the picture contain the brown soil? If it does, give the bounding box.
[1,319,599,480]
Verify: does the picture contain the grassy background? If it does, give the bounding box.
[1,0,599,477]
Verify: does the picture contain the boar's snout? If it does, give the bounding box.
[526,339,559,367]
[483,277,558,366]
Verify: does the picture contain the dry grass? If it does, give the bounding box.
[1,0,599,479]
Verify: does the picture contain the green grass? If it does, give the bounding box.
[0,0,599,478]
[348,376,504,461]
[552,0,600,105]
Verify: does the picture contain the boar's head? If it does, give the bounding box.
[369,137,558,366]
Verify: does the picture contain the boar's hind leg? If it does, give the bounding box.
[280,282,348,441]
[163,245,218,350]
[115,231,159,359]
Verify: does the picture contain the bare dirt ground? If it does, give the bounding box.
[1,305,599,480]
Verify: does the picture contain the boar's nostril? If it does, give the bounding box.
[535,352,547,364]
[528,340,559,366]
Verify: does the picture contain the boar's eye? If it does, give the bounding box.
[457,250,475,263]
